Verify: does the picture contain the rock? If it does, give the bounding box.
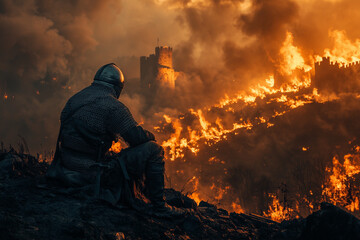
[299,202,360,240]
[0,150,359,239]
[199,201,216,208]
[164,188,197,209]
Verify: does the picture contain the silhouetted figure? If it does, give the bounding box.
[47,63,183,217]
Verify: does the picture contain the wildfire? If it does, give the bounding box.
[322,148,360,213]
[280,32,312,74]
[155,30,330,216]
[125,29,360,219]
[263,194,297,222]
[320,30,360,67]
[264,146,360,222]
[188,176,201,204]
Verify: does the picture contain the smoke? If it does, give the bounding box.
[150,0,360,215]
[2,0,360,216]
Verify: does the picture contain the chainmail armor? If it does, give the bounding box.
[60,83,137,171]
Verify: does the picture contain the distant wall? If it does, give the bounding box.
[314,57,360,93]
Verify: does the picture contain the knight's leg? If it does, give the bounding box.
[143,141,165,208]
[123,141,185,217]
[121,141,164,203]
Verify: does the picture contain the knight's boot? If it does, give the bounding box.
[146,172,185,218]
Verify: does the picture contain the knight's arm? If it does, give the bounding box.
[107,101,155,147]
[122,126,155,147]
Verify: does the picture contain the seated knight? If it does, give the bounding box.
[47,63,183,217]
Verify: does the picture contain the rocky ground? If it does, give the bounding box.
[1,149,360,240]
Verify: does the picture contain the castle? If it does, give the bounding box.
[140,46,176,92]
[314,56,360,92]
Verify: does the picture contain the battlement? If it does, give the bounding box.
[155,46,173,69]
[315,56,360,69]
[314,56,360,93]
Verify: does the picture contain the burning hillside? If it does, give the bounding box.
[144,30,360,221]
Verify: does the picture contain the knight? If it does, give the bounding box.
[47,63,183,217]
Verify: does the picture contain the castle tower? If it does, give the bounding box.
[140,46,176,92]
[156,46,172,69]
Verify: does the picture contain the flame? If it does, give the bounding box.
[232,200,244,214]
[322,148,360,212]
[158,31,321,211]
[161,117,185,161]
[161,110,253,161]
[263,194,297,222]
[280,32,312,74]
[189,176,201,204]
[4,93,8,99]
[155,29,360,216]
[320,30,360,67]
[109,141,123,153]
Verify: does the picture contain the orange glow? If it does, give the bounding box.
[318,30,360,67]
[156,30,360,216]
[280,32,312,74]
[157,67,177,89]
[109,141,122,153]
[4,93,8,99]
[188,176,201,205]
[322,149,360,213]
[263,194,296,222]
[232,200,244,214]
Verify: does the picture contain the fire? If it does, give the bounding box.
[263,146,360,222]
[157,31,324,214]
[322,148,360,213]
[109,141,123,153]
[4,93,8,99]
[263,194,297,222]
[280,32,312,74]
[158,29,343,165]
[189,176,201,204]
[190,192,201,205]
[153,29,360,218]
[161,117,185,161]
[321,30,360,67]
[232,200,244,214]
[160,110,253,161]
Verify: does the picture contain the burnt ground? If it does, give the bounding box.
[0,149,360,240]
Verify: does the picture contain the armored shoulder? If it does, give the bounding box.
[105,98,138,136]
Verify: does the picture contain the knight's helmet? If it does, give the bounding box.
[93,63,124,98]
